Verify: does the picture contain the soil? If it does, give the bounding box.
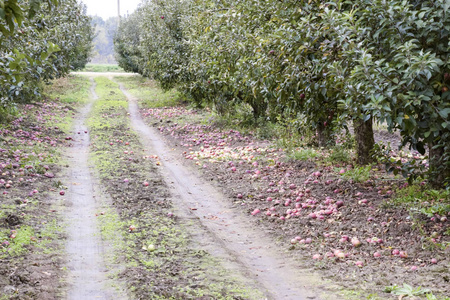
[0,102,71,299]
[63,78,127,299]
[0,73,448,300]
[121,84,340,300]
[131,97,450,297]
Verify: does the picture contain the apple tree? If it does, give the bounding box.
[114,8,145,74]
[331,0,450,187]
[0,0,93,113]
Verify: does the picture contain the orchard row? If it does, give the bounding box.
[115,0,450,188]
[0,0,93,112]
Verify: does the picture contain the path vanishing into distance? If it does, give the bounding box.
[60,73,341,300]
[2,72,447,299]
[64,77,127,300]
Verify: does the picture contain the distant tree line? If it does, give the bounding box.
[90,16,119,64]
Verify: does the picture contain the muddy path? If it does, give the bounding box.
[118,82,338,300]
[63,78,126,299]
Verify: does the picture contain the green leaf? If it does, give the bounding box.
[7,1,24,26]
[40,52,49,61]
[28,0,41,19]
[438,108,450,119]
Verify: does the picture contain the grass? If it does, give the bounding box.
[86,77,129,178]
[81,63,125,73]
[97,207,126,259]
[114,75,181,108]
[37,219,65,254]
[0,226,35,258]
[44,75,91,105]
[387,184,450,211]
[384,284,450,300]
[288,148,320,161]
[384,185,450,240]
[87,76,261,299]
[383,184,450,249]
[341,165,372,183]
[326,145,353,164]
[43,75,92,133]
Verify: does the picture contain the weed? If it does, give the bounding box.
[97,208,126,252]
[420,203,450,217]
[81,64,124,73]
[384,284,439,298]
[426,293,450,300]
[114,75,181,108]
[37,219,64,254]
[386,184,450,218]
[0,104,19,123]
[288,148,319,161]
[0,226,35,258]
[44,75,91,105]
[43,75,91,133]
[326,145,352,164]
[341,165,372,183]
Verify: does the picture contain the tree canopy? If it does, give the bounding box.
[115,0,450,188]
[0,0,93,112]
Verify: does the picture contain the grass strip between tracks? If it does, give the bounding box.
[87,76,260,299]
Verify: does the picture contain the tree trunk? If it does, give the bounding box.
[250,100,267,121]
[429,142,450,189]
[354,117,375,165]
[316,121,334,148]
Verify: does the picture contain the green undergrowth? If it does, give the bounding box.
[45,75,91,105]
[43,75,91,133]
[287,148,320,161]
[387,184,450,229]
[325,145,354,164]
[385,284,450,300]
[385,184,450,249]
[340,165,373,183]
[114,76,181,108]
[0,77,75,298]
[388,184,450,212]
[0,226,35,258]
[81,63,125,73]
[88,76,260,299]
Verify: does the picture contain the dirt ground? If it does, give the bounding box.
[136,107,449,298]
[0,102,70,299]
[0,74,448,300]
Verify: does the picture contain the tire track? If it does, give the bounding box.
[64,78,127,300]
[118,81,336,300]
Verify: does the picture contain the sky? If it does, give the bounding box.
[80,0,142,20]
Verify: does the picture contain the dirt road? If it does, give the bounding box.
[120,83,331,300]
[1,72,448,300]
[64,78,127,299]
[59,73,339,299]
